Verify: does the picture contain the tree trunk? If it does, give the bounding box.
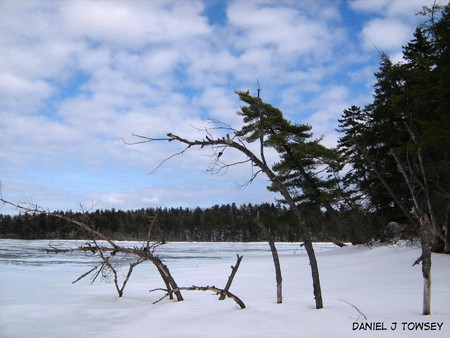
[419,212,432,315]
[219,254,243,300]
[255,212,283,304]
[241,140,324,308]
[412,209,432,315]
[268,241,283,304]
[302,238,323,308]
[152,256,183,301]
[423,276,431,315]
[152,286,246,309]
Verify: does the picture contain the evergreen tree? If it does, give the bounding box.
[236,91,346,242]
[337,4,450,252]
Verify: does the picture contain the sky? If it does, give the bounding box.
[0,0,440,214]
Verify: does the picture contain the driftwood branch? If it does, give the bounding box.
[72,265,100,284]
[150,285,246,309]
[0,197,184,302]
[116,259,145,297]
[219,254,243,300]
[45,242,184,301]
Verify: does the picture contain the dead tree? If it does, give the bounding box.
[55,216,184,301]
[1,197,250,308]
[150,254,246,309]
[256,211,282,304]
[151,285,246,309]
[0,198,184,301]
[411,211,432,316]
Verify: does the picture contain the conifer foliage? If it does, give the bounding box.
[337,4,450,253]
[236,91,345,241]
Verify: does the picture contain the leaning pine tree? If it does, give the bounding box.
[135,90,326,309]
[236,92,346,245]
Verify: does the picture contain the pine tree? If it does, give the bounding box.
[236,91,346,242]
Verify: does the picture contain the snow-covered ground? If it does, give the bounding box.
[0,239,449,338]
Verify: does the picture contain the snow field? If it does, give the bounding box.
[0,240,449,337]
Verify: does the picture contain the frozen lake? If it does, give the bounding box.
[0,239,448,338]
[0,239,339,269]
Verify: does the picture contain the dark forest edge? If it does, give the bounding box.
[0,202,408,243]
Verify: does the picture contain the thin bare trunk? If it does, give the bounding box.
[219,254,243,300]
[417,150,447,250]
[268,241,283,304]
[303,238,323,307]
[391,150,433,315]
[423,276,431,315]
[417,211,432,316]
[256,212,282,303]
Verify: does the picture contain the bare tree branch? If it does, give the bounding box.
[134,127,324,308]
[219,254,243,300]
[150,146,192,175]
[150,285,246,309]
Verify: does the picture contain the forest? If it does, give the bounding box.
[0,203,364,242]
[1,4,449,253]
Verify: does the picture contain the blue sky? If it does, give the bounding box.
[0,0,439,214]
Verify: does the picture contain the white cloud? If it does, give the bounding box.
[349,0,436,17]
[349,0,390,13]
[0,0,434,212]
[60,0,211,49]
[307,85,350,147]
[194,86,241,123]
[360,18,411,52]
[351,0,439,57]
[101,192,127,206]
[0,73,55,112]
[227,1,342,64]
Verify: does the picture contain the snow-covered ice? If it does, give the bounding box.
[0,239,449,337]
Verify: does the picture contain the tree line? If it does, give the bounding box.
[0,202,371,242]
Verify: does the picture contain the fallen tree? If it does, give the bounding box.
[151,285,246,309]
[151,254,246,309]
[0,197,246,306]
[0,198,184,301]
